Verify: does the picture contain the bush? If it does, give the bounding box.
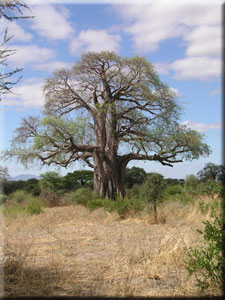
[197,180,222,197]
[25,200,43,215]
[185,211,224,292]
[163,184,184,196]
[6,190,33,205]
[87,196,144,219]
[0,193,7,205]
[184,174,199,195]
[86,198,106,210]
[198,199,220,216]
[68,188,93,206]
[106,196,144,219]
[126,184,141,199]
[40,190,63,207]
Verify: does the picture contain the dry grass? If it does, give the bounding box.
[2,197,223,297]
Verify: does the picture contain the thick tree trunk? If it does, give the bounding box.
[93,153,126,199]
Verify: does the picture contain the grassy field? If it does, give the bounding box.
[2,196,223,297]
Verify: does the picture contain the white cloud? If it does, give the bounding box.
[1,79,45,109]
[31,61,70,72]
[0,19,32,42]
[170,57,221,80]
[154,62,170,75]
[209,89,220,96]
[7,44,56,68]
[170,87,182,97]
[116,3,222,80]
[70,29,121,54]
[30,5,74,40]
[184,26,221,57]
[182,120,222,132]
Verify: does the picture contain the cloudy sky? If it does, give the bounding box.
[0,0,222,179]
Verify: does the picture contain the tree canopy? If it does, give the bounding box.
[197,163,225,182]
[6,51,210,198]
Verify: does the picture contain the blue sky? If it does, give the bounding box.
[0,0,222,179]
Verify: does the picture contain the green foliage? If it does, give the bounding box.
[141,173,166,203]
[25,200,43,215]
[68,188,93,205]
[184,175,199,195]
[6,190,33,204]
[125,167,147,189]
[164,178,181,186]
[0,193,7,205]
[86,198,106,210]
[125,184,141,199]
[163,184,184,196]
[86,196,144,219]
[3,180,26,195]
[3,196,44,217]
[198,199,220,216]
[185,211,224,292]
[39,171,63,192]
[197,180,222,196]
[197,162,225,182]
[63,170,94,191]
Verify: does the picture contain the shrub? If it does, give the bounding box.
[185,211,224,292]
[126,184,141,199]
[68,188,93,206]
[184,174,199,195]
[86,198,106,210]
[0,193,7,205]
[163,184,184,196]
[197,180,222,197]
[6,190,33,205]
[141,173,166,222]
[40,190,63,207]
[25,199,43,215]
[106,196,144,219]
[198,199,220,216]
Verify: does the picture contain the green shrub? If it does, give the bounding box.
[163,184,184,196]
[162,184,193,204]
[87,196,144,218]
[197,180,222,196]
[7,190,32,204]
[0,193,7,205]
[3,205,26,217]
[106,196,144,219]
[126,184,141,199]
[86,198,106,210]
[25,200,43,215]
[68,188,93,205]
[185,211,224,292]
[184,174,200,195]
[198,199,220,216]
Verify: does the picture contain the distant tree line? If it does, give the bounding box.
[1,162,223,197]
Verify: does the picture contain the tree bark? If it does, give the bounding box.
[93,152,126,199]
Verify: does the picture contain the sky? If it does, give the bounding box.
[0,0,223,179]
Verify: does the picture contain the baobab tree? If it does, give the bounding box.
[6,52,210,198]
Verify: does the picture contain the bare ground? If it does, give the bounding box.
[2,200,222,297]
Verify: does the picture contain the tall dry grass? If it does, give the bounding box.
[2,196,223,297]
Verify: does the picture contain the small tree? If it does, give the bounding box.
[39,171,63,193]
[63,170,94,190]
[125,167,147,189]
[184,174,199,195]
[142,173,166,223]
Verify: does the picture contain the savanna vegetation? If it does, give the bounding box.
[1,162,224,297]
